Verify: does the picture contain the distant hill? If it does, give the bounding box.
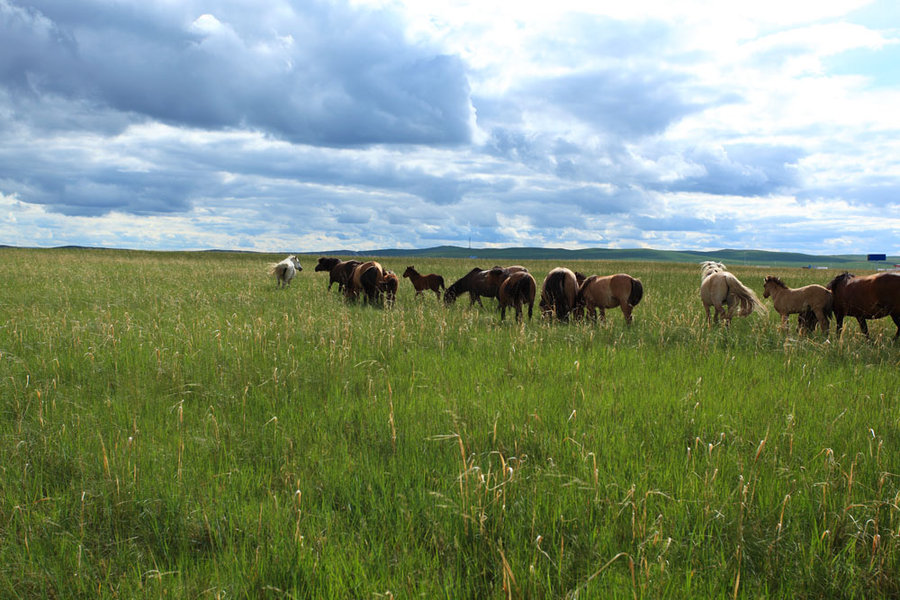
[304,245,898,269]
[3,244,896,270]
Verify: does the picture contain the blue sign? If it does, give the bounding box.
[867,253,887,261]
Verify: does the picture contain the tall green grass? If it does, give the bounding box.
[1,248,898,598]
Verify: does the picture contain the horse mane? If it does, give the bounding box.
[764,276,787,289]
[700,261,727,280]
[826,272,854,291]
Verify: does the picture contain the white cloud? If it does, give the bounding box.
[0,0,898,254]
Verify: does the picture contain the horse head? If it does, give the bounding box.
[315,257,339,272]
[763,276,785,298]
[402,266,415,279]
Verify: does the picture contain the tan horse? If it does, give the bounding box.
[575,273,643,324]
[763,276,832,333]
[700,262,766,325]
[498,271,536,321]
[346,261,384,303]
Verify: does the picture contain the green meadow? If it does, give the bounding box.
[1,248,898,598]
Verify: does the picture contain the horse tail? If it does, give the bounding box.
[550,272,570,319]
[726,274,767,316]
[270,263,288,278]
[628,278,644,307]
[509,274,529,303]
[438,276,446,290]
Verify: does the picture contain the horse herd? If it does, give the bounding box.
[269,255,900,338]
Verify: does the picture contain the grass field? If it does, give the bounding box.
[1,248,898,598]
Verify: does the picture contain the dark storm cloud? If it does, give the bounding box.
[0,0,472,145]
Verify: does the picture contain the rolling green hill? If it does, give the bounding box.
[306,245,898,270]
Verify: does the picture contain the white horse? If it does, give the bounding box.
[699,261,766,325]
[268,255,303,288]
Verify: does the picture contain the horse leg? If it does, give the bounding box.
[780,313,789,331]
[704,303,712,326]
[892,313,900,339]
[714,302,725,324]
[585,301,596,322]
[814,309,828,334]
[598,307,606,322]
[620,300,632,324]
[857,317,869,337]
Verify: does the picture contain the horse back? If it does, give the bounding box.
[837,273,900,316]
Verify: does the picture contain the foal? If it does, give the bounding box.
[762,276,832,333]
[402,266,445,300]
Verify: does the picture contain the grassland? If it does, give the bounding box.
[1,248,898,598]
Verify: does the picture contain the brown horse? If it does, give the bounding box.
[575,273,643,324]
[826,272,900,338]
[700,261,766,325]
[444,265,527,306]
[762,276,832,333]
[402,266,445,300]
[381,270,399,307]
[499,271,537,321]
[316,257,361,291]
[346,261,384,304]
[539,267,582,321]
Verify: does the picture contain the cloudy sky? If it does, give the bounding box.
[1,0,899,254]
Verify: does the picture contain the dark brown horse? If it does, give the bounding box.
[402,266,445,300]
[316,257,361,292]
[315,256,340,273]
[499,271,537,322]
[539,267,585,321]
[575,273,644,324]
[826,272,900,338]
[444,266,528,306]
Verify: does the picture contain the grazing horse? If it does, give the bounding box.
[402,266,445,300]
[444,266,527,306]
[762,276,832,333]
[346,261,384,304]
[268,255,302,288]
[499,271,537,322]
[539,267,582,321]
[700,261,766,325]
[575,273,643,324]
[826,272,900,338]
